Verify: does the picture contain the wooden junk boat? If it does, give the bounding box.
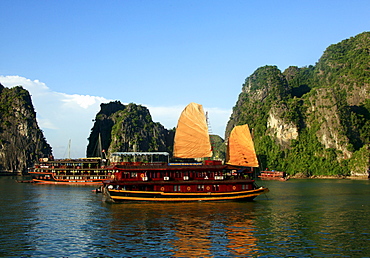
[28,157,113,185]
[103,102,269,202]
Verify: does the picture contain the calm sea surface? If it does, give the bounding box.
[0,176,369,257]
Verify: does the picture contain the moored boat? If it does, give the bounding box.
[259,170,288,181]
[103,102,269,202]
[28,157,114,185]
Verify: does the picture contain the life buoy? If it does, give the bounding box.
[187,186,191,191]
[160,187,165,191]
[140,173,145,178]
[206,186,210,191]
[232,186,236,190]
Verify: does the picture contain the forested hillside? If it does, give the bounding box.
[226,32,370,176]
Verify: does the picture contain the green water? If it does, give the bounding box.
[0,177,369,257]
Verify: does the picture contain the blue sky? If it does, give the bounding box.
[1,0,369,158]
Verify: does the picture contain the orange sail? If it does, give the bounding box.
[226,124,259,167]
[173,102,212,158]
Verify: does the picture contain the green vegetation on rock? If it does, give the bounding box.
[227,32,370,176]
[87,102,174,157]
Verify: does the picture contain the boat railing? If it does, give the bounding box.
[111,162,168,167]
[110,177,255,184]
[113,172,252,182]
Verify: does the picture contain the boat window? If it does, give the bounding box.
[197,185,204,191]
[174,185,181,192]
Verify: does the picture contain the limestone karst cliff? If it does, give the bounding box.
[0,84,52,174]
[226,32,370,176]
[87,101,174,158]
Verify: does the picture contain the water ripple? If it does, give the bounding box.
[0,177,369,257]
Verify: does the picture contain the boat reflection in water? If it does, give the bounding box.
[106,202,259,257]
[225,220,258,256]
[170,215,259,257]
[170,214,213,257]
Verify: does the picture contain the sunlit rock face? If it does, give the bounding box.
[0,84,52,173]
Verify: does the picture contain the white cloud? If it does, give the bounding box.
[61,93,108,109]
[0,75,231,158]
[0,76,49,92]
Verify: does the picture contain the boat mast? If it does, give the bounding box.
[98,133,104,158]
[68,139,71,159]
[206,111,215,159]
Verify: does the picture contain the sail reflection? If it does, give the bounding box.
[170,217,212,257]
[225,221,258,256]
[106,202,259,257]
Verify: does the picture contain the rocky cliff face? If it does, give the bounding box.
[226,32,370,176]
[0,84,52,174]
[87,101,174,157]
[267,104,299,148]
[305,87,352,159]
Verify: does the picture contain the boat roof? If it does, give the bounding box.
[111,152,170,156]
[40,158,101,164]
